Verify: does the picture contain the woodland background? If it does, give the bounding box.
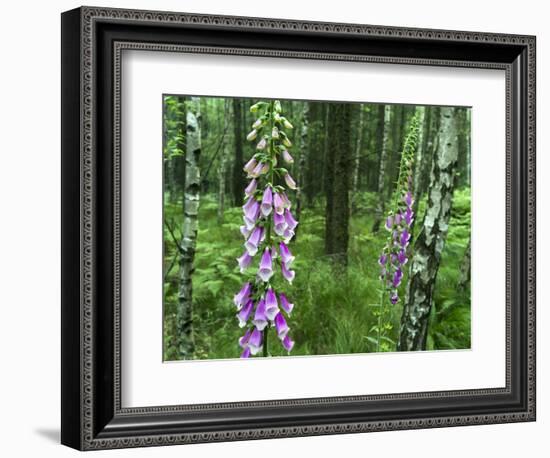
[162,96,471,361]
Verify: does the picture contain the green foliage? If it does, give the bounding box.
[163,188,471,360]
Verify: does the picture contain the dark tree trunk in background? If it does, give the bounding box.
[177,97,202,358]
[324,103,353,265]
[458,237,471,289]
[231,98,245,206]
[372,104,392,232]
[398,107,460,352]
[294,103,309,240]
[321,104,330,198]
[324,104,335,255]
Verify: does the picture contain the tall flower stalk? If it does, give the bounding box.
[234,100,298,358]
[376,114,419,351]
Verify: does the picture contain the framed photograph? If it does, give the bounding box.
[61,6,536,450]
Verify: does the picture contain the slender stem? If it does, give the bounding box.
[377,285,386,352]
[262,101,276,358]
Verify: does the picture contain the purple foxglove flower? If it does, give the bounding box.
[404,207,414,226]
[256,137,267,150]
[274,312,289,339]
[243,158,258,175]
[279,293,294,315]
[246,129,258,141]
[243,199,260,229]
[233,282,251,309]
[282,335,294,352]
[244,179,257,197]
[284,172,297,190]
[273,192,285,215]
[394,212,403,226]
[261,163,270,175]
[239,329,252,348]
[236,299,254,327]
[284,209,298,230]
[400,229,411,248]
[283,228,295,244]
[281,262,295,284]
[252,299,268,331]
[392,269,403,288]
[397,249,408,265]
[380,266,387,280]
[240,225,252,239]
[404,191,414,207]
[273,212,287,236]
[245,226,264,256]
[385,215,394,231]
[282,149,294,164]
[272,127,279,138]
[280,192,291,209]
[252,118,262,129]
[237,251,252,273]
[250,161,264,178]
[265,288,279,320]
[240,347,251,358]
[378,254,387,265]
[258,248,274,282]
[279,242,295,267]
[390,293,399,305]
[248,328,263,355]
[261,187,273,217]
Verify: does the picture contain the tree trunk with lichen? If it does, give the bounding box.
[350,104,364,214]
[177,97,201,358]
[372,105,392,232]
[294,104,308,241]
[231,98,245,206]
[324,103,352,265]
[458,237,471,289]
[217,100,230,224]
[398,107,459,351]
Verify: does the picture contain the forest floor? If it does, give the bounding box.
[163,189,471,361]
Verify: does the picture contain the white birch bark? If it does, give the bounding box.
[177,97,201,358]
[398,107,459,351]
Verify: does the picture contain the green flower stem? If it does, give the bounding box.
[263,100,276,358]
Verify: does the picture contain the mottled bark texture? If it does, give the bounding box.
[372,104,392,232]
[217,100,230,224]
[458,237,471,289]
[350,104,364,214]
[177,97,201,358]
[413,106,426,195]
[324,103,352,265]
[294,104,309,240]
[398,107,459,351]
[231,98,245,206]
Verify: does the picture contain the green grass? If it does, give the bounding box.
[163,189,471,361]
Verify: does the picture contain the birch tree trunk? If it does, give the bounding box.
[371,104,392,232]
[398,107,460,351]
[350,104,364,215]
[177,97,201,358]
[413,106,426,195]
[231,98,245,206]
[294,103,309,240]
[458,237,471,289]
[217,100,230,224]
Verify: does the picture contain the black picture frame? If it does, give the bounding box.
[61,6,536,450]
